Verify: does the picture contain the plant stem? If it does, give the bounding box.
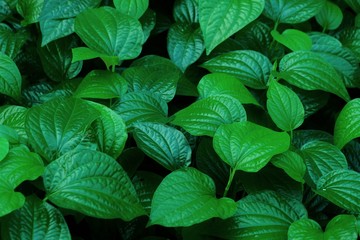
[223,167,237,197]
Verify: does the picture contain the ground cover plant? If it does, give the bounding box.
[1,0,360,239]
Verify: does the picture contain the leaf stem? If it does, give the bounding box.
[223,167,237,197]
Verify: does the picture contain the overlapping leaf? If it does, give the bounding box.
[0,52,22,101]
[16,0,44,26]
[0,23,29,59]
[315,1,343,30]
[271,150,306,183]
[271,29,312,51]
[113,0,148,19]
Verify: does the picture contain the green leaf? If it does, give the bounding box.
[113,91,168,128]
[271,150,306,183]
[173,0,198,23]
[213,121,290,172]
[345,0,360,13]
[343,140,360,172]
[25,97,99,161]
[0,106,28,142]
[300,141,348,188]
[1,195,71,240]
[0,51,22,101]
[315,1,343,31]
[0,23,29,59]
[38,36,82,82]
[0,125,19,144]
[149,167,236,227]
[0,137,9,161]
[288,215,358,240]
[263,0,326,24]
[212,191,307,239]
[199,0,265,54]
[201,50,272,89]
[16,0,44,26]
[197,73,259,106]
[133,122,191,171]
[74,70,127,99]
[171,95,246,137]
[315,169,360,213]
[267,80,305,131]
[87,102,128,159]
[271,29,312,51]
[334,98,360,149]
[39,0,101,46]
[278,51,350,101]
[113,0,148,19]
[0,1,11,22]
[75,7,144,61]
[336,27,360,61]
[139,8,156,43]
[71,47,119,70]
[43,150,146,220]
[118,147,145,177]
[292,129,333,148]
[0,178,25,217]
[167,23,204,72]
[122,55,182,102]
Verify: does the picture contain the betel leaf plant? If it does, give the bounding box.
[0,0,360,239]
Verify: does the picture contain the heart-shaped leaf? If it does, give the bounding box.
[271,150,306,183]
[271,29,312,51]
[0,178,25,217]
[315,1,343,31]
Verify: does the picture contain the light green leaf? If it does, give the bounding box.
[25,97,99,161]
[1,195,71,240]
[197,73,259,106]
[271,150,306,183]
[43,150,146,220]
[133,122,191,171]
[87,102,127,159]
[267,80,305,132]
[16,0,44,26]
[173,0,198,23]
[167,22,204,72]
[75,7,144,61]
[0,178,25,217]
[122,55,182,102]
[334,98,360,149]
[278,51,350,101]
[201,50,272,89]
[288,215,358,240]
[71,47,119,70]
[213,121,290,172]
[113,0,148,19]
[315,169,360,213]
[300,141,348,188]
[271,29,312,51]
[0,23,29,59]
[171,95,246,137]
[149,167,237,227]
[315,1,343,30]
[212,191,307,239]
[74,70,127,99]
[0,51,22,101]
[345,0,360,13]
[199,0,265,54]
[38,36,82,82]
[263,0,326,24]
[0,137,9,161]
[113,91,168,128]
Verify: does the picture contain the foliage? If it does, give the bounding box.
[0,0,360,239]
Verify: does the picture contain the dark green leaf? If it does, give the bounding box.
[171,95,246,137]
[0,106,28,142]
[173,0,198,23]
[292,129,333,149]
[201,50,272,89]
[40,18,74,47]
[139,8,156,43]
[0,23,29,59]
[43,150,146,220]
[0,51,22,101]
[271,29,312,51]
[0,137,9,161]
[315,1,343,30]
[133,122,191,171]
[336,27,360,61]
[271,150,306,183]
[345,0,360,13]
[149,167,237,227]
[342,140,360,172]
[0,125,19,144]
[16,0,44,26]
[213,121,290,172]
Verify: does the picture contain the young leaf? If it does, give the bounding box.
[122,55,182,102]
[271,150,306,183]
[315,1,343,31]
[25,97,99,161]
[113,91,168,128]
[278,51,350,101]
[334,98,360,149]
[213,121,290,172]
[267,80,305,132]
[201,50,272,89]
[75,7,144,62]
[43,150,146,220]
[0,51,22,101]
[173,0,198,23]
[149,167,237,227]
[197,73,259,106]
[16,0,44,26]
[315,169,360,213]
[0,137,9,161]
[199,0,265,54]
[133,122,192,171]
[271,29,312,51]
[263,0,326,24]
[167,22,204,72]
[171,95,247,137]
[74,70,127,99]
[113,0,148,19]
[1,195,71,240]
[0,24,29,59]
[0,178,25,217]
